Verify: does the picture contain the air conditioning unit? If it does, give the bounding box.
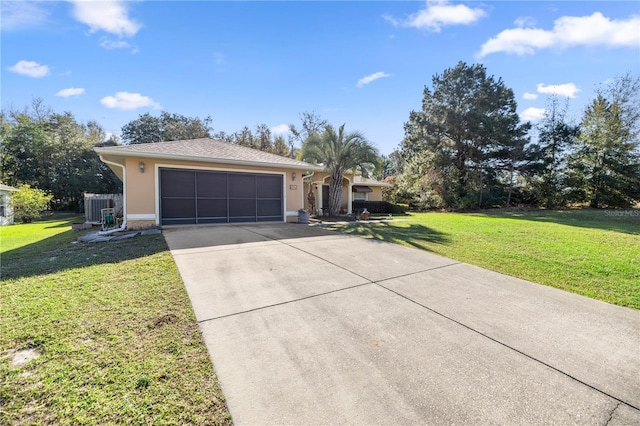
[84,194,122,224]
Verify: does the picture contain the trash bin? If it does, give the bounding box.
[298,209,310,224]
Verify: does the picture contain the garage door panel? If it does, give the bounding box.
[197,172,227,198]
[162,198,196,219]
[229,174,256,198]
[229,199,256,218]
[197,217,228,224]
[161,170,195,197]
[257,175,282,198]
[163,217,197,225]
[197,199,227,218]
[257,199,282,217]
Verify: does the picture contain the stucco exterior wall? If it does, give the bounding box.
[119,156,306,228]
[368,187,384,202]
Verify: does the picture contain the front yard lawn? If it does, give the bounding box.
[327,209,639,310]
[0,215,232,424]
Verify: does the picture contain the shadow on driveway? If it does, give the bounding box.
[162,223,345,251]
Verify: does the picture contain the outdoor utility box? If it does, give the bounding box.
[84,193,123,224]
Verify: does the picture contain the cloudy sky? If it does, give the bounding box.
[2,1,638,154]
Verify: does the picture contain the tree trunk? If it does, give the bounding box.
[329,171,343,216]
[477,169,484,209]
[506,164,514,208]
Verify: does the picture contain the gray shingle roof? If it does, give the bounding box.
[353,176,393,187]
[95,138,324,171]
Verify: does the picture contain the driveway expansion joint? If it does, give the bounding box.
[196,282,374,324]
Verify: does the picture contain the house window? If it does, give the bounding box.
[352,185,372,201]
[353,192,367,201]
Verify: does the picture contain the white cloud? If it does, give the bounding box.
[270,124,290,135]
[100,37,130,49]
[523,92,538,100]
[520,107,546,121]
[56,87,85,97]
[100,92,160,110]
[514,16,536,28]
[8,60,50,78]
[0,1,49,30]
[536,83,581,98]
[479,12,640,56]
[357,71,391,88]
[70,0,141,37]
[385,0,486,32]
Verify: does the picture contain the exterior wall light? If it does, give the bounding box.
[139,161,145,173]
[291,172,296,181]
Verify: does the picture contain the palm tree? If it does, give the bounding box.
[302,124,379,216]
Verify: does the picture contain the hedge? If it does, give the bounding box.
[352,201,406,214]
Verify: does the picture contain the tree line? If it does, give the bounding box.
[0,99,122,211]
[0,100,335,211]
[2,63,637,214]
[385,62,640,210]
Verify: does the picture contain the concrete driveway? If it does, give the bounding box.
[163,223,640,425]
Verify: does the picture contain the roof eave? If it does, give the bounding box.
[94,147,325,171]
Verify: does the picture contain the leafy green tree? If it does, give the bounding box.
[2,114,51,188]
[1,101,121,210]
[234,126,258,149]
[289,111,328,143]
[255,124,273,152]
[302,124,379,216]
[272,135,290,157]
[13,184,53,223]
[528,96,579,208]
[121,112,212,144]
[401,61,528,209]
[211,130,234,144]
[567,78,640,207]
[494,122,532,207]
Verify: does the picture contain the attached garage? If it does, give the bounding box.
[160,169,283,225]
[95,138,324,229]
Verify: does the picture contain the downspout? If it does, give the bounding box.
[97,155,127,234]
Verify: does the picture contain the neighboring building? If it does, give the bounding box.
[0,184,19,226]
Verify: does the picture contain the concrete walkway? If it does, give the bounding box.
[163,224,640,425]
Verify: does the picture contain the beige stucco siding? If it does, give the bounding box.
[368,187,384,202]
[119,156,305,226]
[125,157,155,216]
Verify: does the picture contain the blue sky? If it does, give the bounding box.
[2,1,639,155]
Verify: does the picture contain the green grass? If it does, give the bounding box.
[1,215,232,424]
[328,209,640,310]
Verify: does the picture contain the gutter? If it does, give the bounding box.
[93,148,325,172]
[97,154,127,235]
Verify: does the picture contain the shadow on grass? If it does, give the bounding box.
[43,214,86,229]
[331,221,451,251]
[475,209,640,235]
[1,226,167,280]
